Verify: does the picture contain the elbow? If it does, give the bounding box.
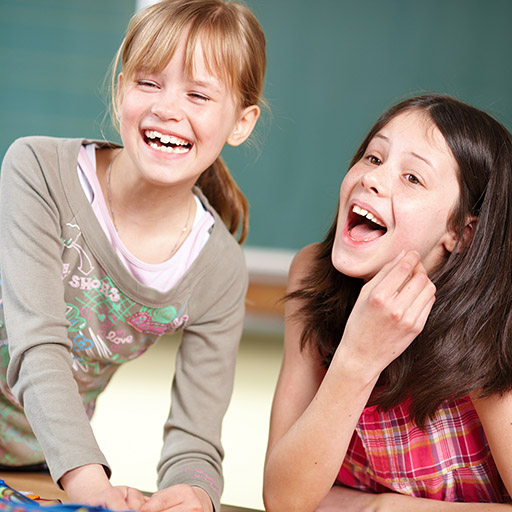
[263,481,311,512]
[263,454,318,512]
[263,477,285,512]
[264,497,310,512]
[262,486,277,512]
[263,492,286,512]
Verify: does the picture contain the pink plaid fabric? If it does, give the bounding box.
[337,395,510,502]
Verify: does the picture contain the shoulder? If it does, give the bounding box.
[183,206,248,313]
[471,391,512,496]
[184,233,247,323]
[2,136,55,164]
[4,135,76,155]
[2,136,86,172]
[3,137,114,163]
[194,187,247,276]
[210,222,246,275]
[288,243,321,293]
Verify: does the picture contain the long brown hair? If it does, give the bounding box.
[110,0,267,243]
[291,94,512,427]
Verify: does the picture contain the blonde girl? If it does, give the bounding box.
[0,1,266,511]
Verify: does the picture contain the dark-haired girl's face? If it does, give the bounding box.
[332,110,461,281]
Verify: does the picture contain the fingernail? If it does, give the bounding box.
[393,250,406,262]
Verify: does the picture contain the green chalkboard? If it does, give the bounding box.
[2,0,512,251]
[0,0,134,153]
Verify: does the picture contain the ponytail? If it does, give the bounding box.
[112,0,266,244]
[196,156,249,244]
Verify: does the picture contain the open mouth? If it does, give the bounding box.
[143,129,192,154]
[347,204,387,242]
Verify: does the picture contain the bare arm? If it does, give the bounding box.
[263,248,436,512]
[311,391,512,511]
[316,486,512,511]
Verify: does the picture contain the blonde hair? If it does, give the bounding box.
[110,0,267,243]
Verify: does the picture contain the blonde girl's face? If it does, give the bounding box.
[116,31,259,192]
[332,110,461,281]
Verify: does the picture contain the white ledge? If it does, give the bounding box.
[243,246,295,283]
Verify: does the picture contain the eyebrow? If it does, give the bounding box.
[373,133,433,168]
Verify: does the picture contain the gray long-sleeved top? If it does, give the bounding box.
[0,136,248,511]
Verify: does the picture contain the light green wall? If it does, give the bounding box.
[2,0,512,250]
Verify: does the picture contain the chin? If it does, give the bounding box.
[331,254,360,279]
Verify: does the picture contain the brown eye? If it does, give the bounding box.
[406,173,421,185]
[368,155,382,165]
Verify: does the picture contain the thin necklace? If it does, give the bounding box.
[106,149,122,229]
[106,150,194,258]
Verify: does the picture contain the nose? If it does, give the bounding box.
[151,92,184,122]
[360,167,389,195]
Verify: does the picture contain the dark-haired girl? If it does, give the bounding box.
[264,95,512,511]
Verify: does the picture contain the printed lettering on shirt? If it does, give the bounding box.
[107,330,133,345]
[68,274,120,303]
[182,468,219,493]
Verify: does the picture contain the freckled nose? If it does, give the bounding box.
[361,169,389,195]
[361,172,380,194]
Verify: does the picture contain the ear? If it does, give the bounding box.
[227,105,260,147]
[443,216,477,253]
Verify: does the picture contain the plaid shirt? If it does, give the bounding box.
[337,395,510,502]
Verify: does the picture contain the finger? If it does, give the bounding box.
[388,251,424,295]
[415,293,436,332]
[104,487,142,512]
[98,495,131,512]
[365,250,407,289]
[366,251,421,300]
[125,487,148,511]
[393,264,436,331]
[141,485,205,512]
[141,490,182,512]
[394,260,431,302]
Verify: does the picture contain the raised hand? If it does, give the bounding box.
[337,250,436,380]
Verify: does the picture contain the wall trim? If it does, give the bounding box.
[243,246,295,283]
